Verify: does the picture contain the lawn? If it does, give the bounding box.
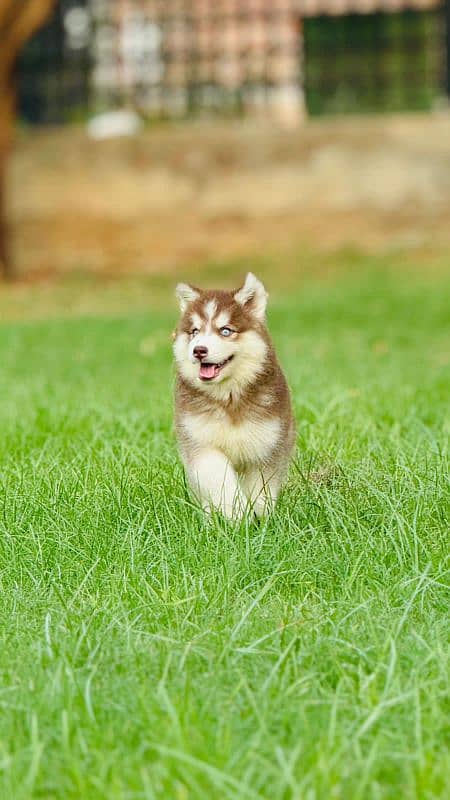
[0,257,449,799]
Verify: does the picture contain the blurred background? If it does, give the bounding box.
[1,0,450,309]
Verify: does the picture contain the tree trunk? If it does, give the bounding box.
[0,0,56,279]
[0,161,9,279]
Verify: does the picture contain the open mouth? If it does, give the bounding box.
[199,356,233,381]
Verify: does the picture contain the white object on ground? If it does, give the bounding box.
[87,110,143,140]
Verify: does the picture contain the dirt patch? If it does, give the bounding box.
[7,113,450,280]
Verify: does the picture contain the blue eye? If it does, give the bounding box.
[220,327,233,337]
[191,328,199,336]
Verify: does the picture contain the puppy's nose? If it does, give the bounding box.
[193,345,208,361]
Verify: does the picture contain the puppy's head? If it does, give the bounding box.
[173,273,269,392]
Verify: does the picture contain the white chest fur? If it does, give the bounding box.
[180,410,281,469]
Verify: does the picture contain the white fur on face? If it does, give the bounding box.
[174,327,238,379]
[188,330,233,365]
[215,310,231,328]
[204,300,217,330]
[174,296,238,384]
[190,312,203,331]
[205,329,268,401]
[174,325,268,398]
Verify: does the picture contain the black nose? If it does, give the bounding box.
[193,345,208,361]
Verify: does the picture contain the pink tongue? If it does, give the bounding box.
[200,363,217,379]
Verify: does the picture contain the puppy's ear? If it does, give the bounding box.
[176,283,199,312]
[234,273,268,320]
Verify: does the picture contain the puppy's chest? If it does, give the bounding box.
[180,408,280,467]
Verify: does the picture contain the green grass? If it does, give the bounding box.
[0,261,449,799]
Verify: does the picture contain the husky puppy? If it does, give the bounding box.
[173,273,295,519]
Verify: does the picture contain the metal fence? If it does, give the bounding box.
[304,9,445,115]
[17,0,449,124]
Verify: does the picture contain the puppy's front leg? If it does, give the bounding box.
[240,467,280,518]
[187,449,245,520]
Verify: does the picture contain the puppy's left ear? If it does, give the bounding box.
[234,273,268,320]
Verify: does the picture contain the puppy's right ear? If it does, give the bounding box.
[176,283,199,312]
